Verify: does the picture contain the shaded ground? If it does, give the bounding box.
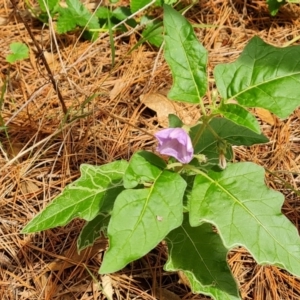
[1,0,300,299]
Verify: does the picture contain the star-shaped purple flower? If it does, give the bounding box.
[154,128,194,164]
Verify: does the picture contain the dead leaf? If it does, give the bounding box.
[110,79,128,101]
[140,93,200,127]
[140,93,177,127]
[46,239,107,272]
[101,275,114,300]
[255,108,275,125]
[43,51,56,66]
[20,180,40,195]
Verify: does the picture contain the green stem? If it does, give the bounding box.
[206,122,220,140]
[183,164,207,176]
[166,162,183,170]
[191,115,214,147]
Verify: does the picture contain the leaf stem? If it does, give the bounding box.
[191,115,214,148]
[182,164,207,176]
[199,98,207,117]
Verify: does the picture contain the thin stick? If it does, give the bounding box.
[10,0,68,116]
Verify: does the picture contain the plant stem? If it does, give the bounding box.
[191,115,214,147]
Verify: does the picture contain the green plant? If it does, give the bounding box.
[22,4,300,300]
[28,0,164,44]
[27,0,299,44]
[265,0,300,15]
[6,42,29,63]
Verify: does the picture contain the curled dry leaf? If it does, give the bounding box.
[140,93,200,127]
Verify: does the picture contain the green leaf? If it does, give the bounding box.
[218,103,261,134]
[123,151,167,189]
[112,7,137,27]
[189,162,300,277]
[163,5,208,103]
[22,161,128,233]
[112,7,131,20]
[6,42,29,63]
[77,213,110,251]
[181,174,195,211]
[168,114,183,128]
[165,215,240,300]
[77,180,120,251]
[38,0,59,12]
[57,0,99,34]
[190,117,268,166]
[100,170,186,273]
[95,7,112,19]
[180,272,240,300]
[214,36,300,118]
[266,0,286,15]
[141,18,163,47]
[130,0,152,13]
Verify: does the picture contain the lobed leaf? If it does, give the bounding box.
[100,170,186,274]
[57,0,99,34]
[163,5,208,103]
[6,42,29,64]
[215,36,300,118]
[165,215,240,300]
[38,0,59,12]
[189,162,300,277]
[22,161,128,233]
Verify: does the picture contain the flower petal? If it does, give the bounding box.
[154,128,194,164]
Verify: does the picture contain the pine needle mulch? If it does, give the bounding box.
[0,0,300,299]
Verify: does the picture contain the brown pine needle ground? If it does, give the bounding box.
[1,0,300,299]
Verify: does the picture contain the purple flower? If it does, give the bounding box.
[154,128,194,164]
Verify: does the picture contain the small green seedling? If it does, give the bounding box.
[6,42,29,63]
